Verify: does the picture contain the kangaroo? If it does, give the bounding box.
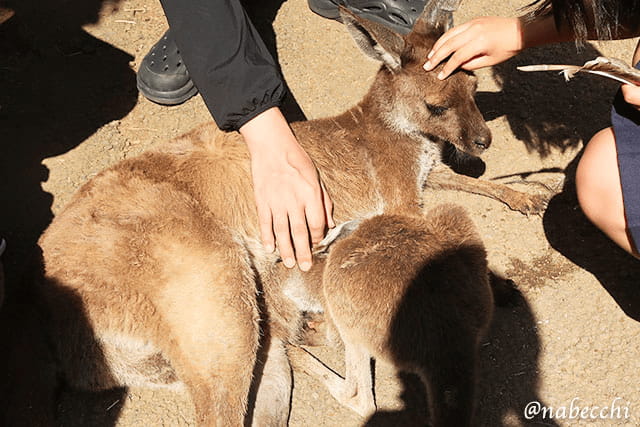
[34,3,539,426]
[288,206,493,427]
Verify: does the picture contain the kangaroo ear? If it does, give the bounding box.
[340,6,405,72]
[413,0,462,35]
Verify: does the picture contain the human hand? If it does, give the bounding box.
[423,17,524,79]
[241,107,334,271]
[621,84,640,110]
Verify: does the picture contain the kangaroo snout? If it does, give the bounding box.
[473,133,491,150]
[458,126,491,156]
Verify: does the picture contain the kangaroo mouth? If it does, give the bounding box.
[450,135,490,157]
[459,141,488,157]
[423,132,488,157]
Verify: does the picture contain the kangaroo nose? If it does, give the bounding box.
[473,135,491,150]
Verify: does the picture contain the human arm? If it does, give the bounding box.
[423,0,640,81]
[159,0,334,270]
[241,108,334,271]
[423,15,574,79]
[621,84,640,110]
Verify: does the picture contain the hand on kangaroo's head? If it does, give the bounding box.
[340,4,492,157]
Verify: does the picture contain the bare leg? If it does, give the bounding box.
[576,127,639,257]
[427,165,550,215]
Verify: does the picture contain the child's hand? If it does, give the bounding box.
[621,84,640,110]
[423,17,524,79]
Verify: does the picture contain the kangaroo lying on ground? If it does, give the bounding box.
[35,3,541,426]
[289,206,494,426]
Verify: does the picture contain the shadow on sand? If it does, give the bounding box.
[1,0,135,424]
[364,289,555,426]
[477,42,640,322]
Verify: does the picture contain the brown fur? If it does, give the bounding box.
[289,206,493,426]
[35,6,537,427]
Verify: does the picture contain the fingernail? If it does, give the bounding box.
[427,50,434,59]
[329,219,336,228]
[265,243,274,253]
[299,261,312,272]
[284,258,295,268]
[437,71,445,80]
[423,61,432,71]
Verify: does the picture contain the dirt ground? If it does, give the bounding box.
[1,0,640,426]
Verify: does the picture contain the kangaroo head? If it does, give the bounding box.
[340,2,491,156]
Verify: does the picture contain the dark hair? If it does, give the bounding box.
[527,0,640,40]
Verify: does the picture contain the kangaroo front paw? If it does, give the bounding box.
[506,192,549,215]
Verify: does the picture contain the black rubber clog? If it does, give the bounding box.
[307,0,427,34]
[136,30,198,106]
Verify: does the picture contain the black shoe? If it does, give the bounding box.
[136,30,198,105]
[307,0,426,34]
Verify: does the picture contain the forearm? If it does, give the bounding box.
[159,0,285,131]
[240,107,298,156]
[519,15,574,49]
[521,10,640,46]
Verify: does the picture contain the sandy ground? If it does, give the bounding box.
[1,0,640,426]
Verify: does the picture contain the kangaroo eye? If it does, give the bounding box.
[425,103,448,116]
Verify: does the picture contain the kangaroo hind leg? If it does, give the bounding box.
[152,235,260,426]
